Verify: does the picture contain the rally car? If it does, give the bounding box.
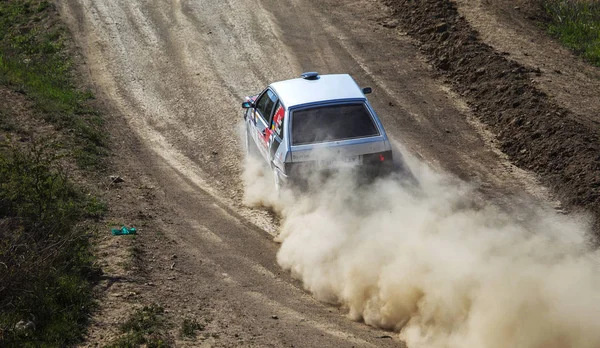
[242,72,393,190]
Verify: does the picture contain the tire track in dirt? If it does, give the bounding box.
[59,0,409,345]
[57,0,586,345]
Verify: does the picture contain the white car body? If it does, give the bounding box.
[242,72,393,189]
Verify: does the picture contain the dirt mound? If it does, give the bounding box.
[383,0,600,234]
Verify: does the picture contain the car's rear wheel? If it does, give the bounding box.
[273,167,282,192]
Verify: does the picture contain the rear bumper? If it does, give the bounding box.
[283,150,393,189]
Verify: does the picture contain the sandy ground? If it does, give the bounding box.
[55,0,599,346]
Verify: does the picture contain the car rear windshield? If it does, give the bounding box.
[291,103,379,145]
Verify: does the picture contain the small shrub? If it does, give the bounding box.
[120,304,164,334]
[180,318,204,339]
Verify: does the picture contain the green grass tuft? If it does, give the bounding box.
[106,305,171,348]
[544,0,600,66]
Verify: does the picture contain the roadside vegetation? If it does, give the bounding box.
[0,0,105,166]
[0,0,107,345]
[543,0,600,66]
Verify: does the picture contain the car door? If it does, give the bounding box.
[252,89,278,160]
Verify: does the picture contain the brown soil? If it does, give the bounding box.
[383,0,600,234]
[54,0,600,346]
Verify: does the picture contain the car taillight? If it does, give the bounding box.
[364,151,392,164]
[354,151,394,180]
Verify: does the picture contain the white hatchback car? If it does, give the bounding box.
[242,72,394,190]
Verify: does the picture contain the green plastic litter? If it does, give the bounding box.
[111,226,137,236]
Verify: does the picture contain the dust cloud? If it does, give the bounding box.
[242,140,600,348]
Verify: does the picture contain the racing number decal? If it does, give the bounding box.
[269,105,284,160]
[260,105,283,147]
[272,105,284,137]
[259,125,271,146]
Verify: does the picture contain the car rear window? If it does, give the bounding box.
[291,103,379,145]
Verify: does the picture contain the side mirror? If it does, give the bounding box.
[242,101,254,109]
[362,87,372,95]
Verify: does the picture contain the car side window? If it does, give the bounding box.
[255,89,277,122]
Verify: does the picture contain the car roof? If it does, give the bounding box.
[269,74,366,108]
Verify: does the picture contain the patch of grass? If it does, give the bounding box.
[180,318,204,339]
[106,304,171,348]
[86,196,107,221]
[0,0,106,167]
[0,1,109,346]
[544,0,600,66]
[0,106,18,133]
[0,139,99,346]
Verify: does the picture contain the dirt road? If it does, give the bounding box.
[58,0,598,346]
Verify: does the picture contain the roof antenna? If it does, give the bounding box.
[301,72,319,80]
